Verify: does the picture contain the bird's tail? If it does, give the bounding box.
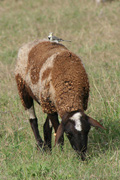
[64,40,71,42]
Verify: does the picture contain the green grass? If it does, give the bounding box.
[0,0,120,179]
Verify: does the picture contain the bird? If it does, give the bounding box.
[48,32,71,43]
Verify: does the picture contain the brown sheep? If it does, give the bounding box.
[15,39,105,160]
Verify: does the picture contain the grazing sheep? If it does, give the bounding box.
[15,39,105,160]
[95,0,113,3]
[96,0,101,3]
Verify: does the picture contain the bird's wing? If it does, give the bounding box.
[52,35,63,41]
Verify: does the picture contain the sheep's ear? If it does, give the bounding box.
[55,123,64,145]
[88,117,106,129]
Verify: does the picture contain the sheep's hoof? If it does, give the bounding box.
[36,142,44,153]
[36,143,52,153]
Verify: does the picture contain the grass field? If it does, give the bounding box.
[0,0,120,179]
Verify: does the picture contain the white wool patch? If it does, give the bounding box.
[39,52,60,102]
[70,112,82,131]
[25,52,60,105]
[27,106,36,119]
[40,52,60,80]
[15,39,48,79]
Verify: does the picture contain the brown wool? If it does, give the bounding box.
[27,41,67,84]
[15,40,89,117]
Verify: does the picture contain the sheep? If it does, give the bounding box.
[15,39,105,160]
[95,0,113,3]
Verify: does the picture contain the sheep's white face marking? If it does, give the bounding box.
[70,112,82,131]
[27,106,36,119]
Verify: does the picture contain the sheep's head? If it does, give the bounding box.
[55,110,105,160]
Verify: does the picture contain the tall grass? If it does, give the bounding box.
[0,0,120,179]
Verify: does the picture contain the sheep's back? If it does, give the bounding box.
[27,41,67,84]
[15,40,67,113]
[51,51,90,117]
[15,40,89,116]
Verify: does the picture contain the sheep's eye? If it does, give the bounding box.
[66,132,73,138]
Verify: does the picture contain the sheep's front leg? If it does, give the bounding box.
[48,113,64,148]
[28,106,43,149]
[43,116,52,150]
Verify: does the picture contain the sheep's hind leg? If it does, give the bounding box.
[28,105,44,149]
[16,74,43,150]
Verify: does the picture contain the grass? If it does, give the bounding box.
[0,0,120,179]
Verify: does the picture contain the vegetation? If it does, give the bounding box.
[0,0,120,179]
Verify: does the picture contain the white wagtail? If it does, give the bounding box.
[48,32,71,43]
